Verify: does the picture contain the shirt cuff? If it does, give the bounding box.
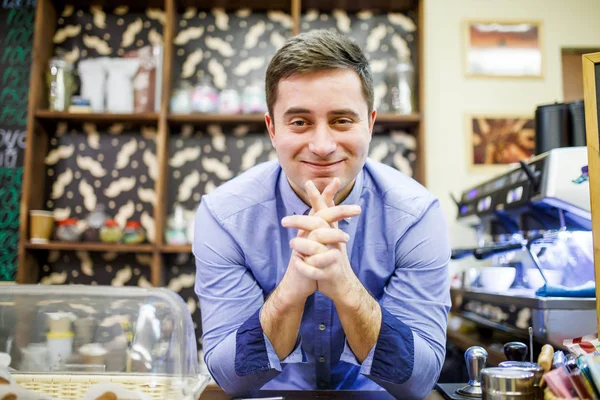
[234,308,307,376]
[369,306,415,384]
[264,332,307,364]
[340,338,376,374]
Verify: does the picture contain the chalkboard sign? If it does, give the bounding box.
[0,0,35,281]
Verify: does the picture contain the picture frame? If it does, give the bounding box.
[466,114,536,170]
[464,20,544,78]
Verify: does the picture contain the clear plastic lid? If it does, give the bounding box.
[0,284,208,399]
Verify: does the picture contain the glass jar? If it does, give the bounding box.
[46,58,74,111]
[83,204,108,242]
[191,77,218,113]
[218,88,241,114]
[241,81,267,114]
[55,218,81,242]
[122,221,146,244]
[385,56,416,115]
[165,204,188,245]
[170,82,193,114]
[99,219,123,244]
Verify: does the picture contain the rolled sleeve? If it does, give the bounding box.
[235,308,307,376]
[360,199,451,399]
[339,307,413,383]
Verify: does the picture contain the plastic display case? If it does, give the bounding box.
[0,284,210,399]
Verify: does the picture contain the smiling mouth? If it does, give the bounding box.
[302,160,344,167]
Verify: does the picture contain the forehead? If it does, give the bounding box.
[274,68,367,113]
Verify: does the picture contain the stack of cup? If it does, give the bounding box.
[78,343,107,369]
[29,211,54,244]
[73,317,97,353]
[45,312,76,370]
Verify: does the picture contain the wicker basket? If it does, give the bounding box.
[13,373,209,400]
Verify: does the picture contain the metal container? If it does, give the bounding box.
[481,367,536,400]
[498,362,544,400]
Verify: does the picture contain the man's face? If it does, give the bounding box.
[265,68,376,204]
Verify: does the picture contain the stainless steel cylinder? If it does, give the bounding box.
[481,367,536,400]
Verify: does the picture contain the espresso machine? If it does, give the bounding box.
[450,146,596,349]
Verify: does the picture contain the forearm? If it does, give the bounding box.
[334,280,381,362]
[368,329,443,400]
[205,329,281,397]
[260,280,307,360]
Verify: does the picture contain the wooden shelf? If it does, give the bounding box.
[24,241,155,253]
[377,113,421,125]
[168,113,266,124]
[161,244,193,253]
[35,110,159,123]
[168,113,420,126]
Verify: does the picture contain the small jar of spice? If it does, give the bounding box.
[122,221,145,244]
[55,218,81,242]
[99,219,123,244]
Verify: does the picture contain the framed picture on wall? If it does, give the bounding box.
[467,114,536,169]
[464,20,543,78]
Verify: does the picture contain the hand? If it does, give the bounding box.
[282,181,363,304]
[278,179,343,305]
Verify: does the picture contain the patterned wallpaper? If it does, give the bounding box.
[173,8,293,94]
[301,9,418,113]
[44,122,157,240]
[37,6,419,355]
[53,5,164,70]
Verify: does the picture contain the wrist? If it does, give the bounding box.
[268,280,308,316]
[333,277,366,312]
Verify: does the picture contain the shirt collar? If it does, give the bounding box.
[278,167,364,220]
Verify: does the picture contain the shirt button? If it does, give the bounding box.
[319,356,326,363]
[319,323,326,331]
[319,381,328,388]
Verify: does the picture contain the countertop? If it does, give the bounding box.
[199,384,445,399]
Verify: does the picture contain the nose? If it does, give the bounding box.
[308,124,337,158]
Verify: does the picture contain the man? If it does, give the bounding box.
[193,29,451,400]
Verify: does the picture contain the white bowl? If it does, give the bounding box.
[526,269,563,290]
[479,266,516,292]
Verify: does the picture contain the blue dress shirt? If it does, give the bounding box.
[193,159,451,400]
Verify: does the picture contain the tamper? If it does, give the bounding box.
[503,342,528,361]
[456,346,488,398]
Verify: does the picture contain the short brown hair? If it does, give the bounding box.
[265,29,374,120]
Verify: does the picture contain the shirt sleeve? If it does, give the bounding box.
[193,198,306,397]
[341,199,451,400]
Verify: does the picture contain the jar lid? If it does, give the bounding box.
[57,218,78,226]
[105,219,119,227]
[482,367,535,395]
[126,221,142,229]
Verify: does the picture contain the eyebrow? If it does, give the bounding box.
[282,107,360,119]
[283,107,311,117]
[329,109,360,119]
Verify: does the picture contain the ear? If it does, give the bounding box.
[265,112,276,147]
[368,109,377,142]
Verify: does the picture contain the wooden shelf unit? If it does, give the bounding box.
[25,241,155,253]
[35,110,160,123]
[18,0,426,286]
[160,244,193,253]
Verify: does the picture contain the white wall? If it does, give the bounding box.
[423,0,600,249]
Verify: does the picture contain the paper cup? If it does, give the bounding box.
[79,343,107,366]
[46,332,74,369]
[30,210,54,244]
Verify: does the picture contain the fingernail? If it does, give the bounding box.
[344,233,350,241]
[282,217,291,226]
[351,205,361,213]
